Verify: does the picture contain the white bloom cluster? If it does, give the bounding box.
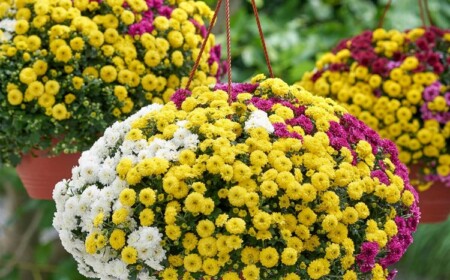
[53,104,186,279]
[135,120,199,162]
[244,109,275,133]
[0,13,16,42]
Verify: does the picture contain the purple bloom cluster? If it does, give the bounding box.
[208,45,227,79]
[377,215,419,269]
[127,0,165,36]
[272,123,302,139]
[420,82,450,124]
[215,83,259,102]
[356,242,379,273]
[171,83,260,108]
[286,115,313,134]
[171,89,191,108]
[338,115,420,276]
[371,170,390,185]
[424,173,450,187]
[249,97,273,111]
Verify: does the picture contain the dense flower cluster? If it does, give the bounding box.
[298,27,450,190]
[54,75,419,279]
[0,0,222,165]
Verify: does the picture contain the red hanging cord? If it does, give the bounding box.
[186,0,274,93]
[225,0,232,96]
[185,0,223,90]
[250,0,274,78]
[377,0,392,28]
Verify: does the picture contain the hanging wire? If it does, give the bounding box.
[418,0,427,27]
[250,0,274,78]
[225,0,232,96]
[185,0,274,93]
[377,0,392,28]
[423,0,434,26]
[185,0,223,90]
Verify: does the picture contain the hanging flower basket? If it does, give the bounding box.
[53,75,419,279]
[16,151,80,200]
[0,0,223,169]
[298,26,450,223]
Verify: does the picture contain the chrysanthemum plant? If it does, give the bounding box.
[0,0,223,166]
[53,72,420,279]
[298,26,450,190]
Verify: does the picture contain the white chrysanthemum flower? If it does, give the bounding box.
[155,148,178,161]
[120,140,137,155]
[58,229,76,253]
[61,213,77,231]
[78,152,100,166]
[77,199,90,215]
[81,185,100,201]
[137,271,158,280]
[133,139,148,153]
[71,166,82,181]
[137,149,154,161]
[183,133,200,150]
[80,163,99,183]
[244,109,274,133]
[147,138,168,155]
[172,127,191,145]
[127,231,141,247]
[98,247,117,263]
[84,255,105,276]
[144,247,166,271]
[108,259,129,279]
[98,166,116,185]
[77,261,99,278]
[80,216,96,233]
[176,120,188,127]
[68,178,85,193]
[90,197,111,217]
[0,31,12,42]
[52,212,64,230]
[103,128,121,146]
[53,180,68,211]
[0,18,16,32]
[136,246,151,260]
[99,186,117,203]
[103,155,121,169]
[110,178,127,195]
[139,227,162,247]
[112,199,125,212]
[64,196,79,214]
[91,139,110,157]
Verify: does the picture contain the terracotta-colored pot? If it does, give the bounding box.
[409,165,450,223]
[16,152,80,200]
[417,183,450,223]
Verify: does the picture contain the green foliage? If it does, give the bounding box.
[0,166,87,280]
[395,218,450,279]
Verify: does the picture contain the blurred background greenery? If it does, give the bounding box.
[1,0,450,279]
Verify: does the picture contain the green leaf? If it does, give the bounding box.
[33,243,52,266]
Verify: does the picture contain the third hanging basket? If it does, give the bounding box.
[298,4,450,223]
